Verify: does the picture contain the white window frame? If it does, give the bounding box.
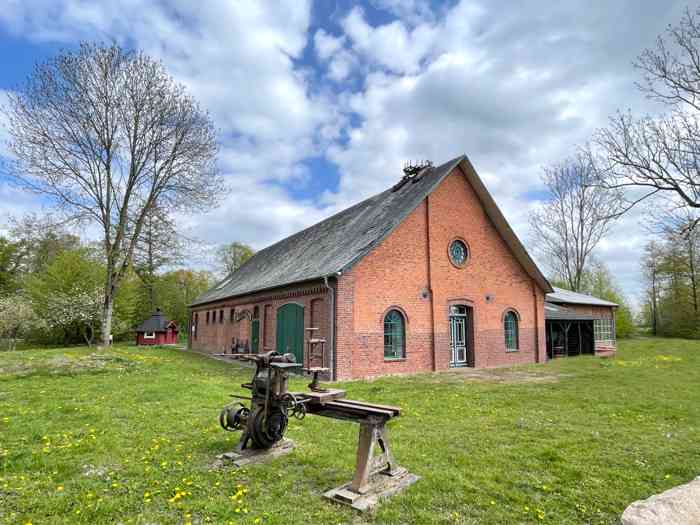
[144,332,156,339]
[594,319,614,342]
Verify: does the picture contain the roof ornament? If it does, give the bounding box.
[392,159,433,192]
[402,159,433,178]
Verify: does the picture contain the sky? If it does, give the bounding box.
[0,0,692,307]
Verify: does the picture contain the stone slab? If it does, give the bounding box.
[622,476,700,525]
[323,468,419,512]
[212,439,295,469]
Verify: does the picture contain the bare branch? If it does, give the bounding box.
[529,153,623,291]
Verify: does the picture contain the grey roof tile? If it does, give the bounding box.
[546,287,618,307]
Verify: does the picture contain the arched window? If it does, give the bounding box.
[384,309,406,359]
[504,311,519,351]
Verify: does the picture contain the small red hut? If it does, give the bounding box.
[135,310,178,346]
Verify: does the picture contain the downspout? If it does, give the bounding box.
[532,281,541,363]
[426,196,437,371]
[323,275,337,380]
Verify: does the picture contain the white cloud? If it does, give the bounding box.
[314,29,344,61]
[0,0,692,305]
[313,29,357,82]
[342,6,437,74]
[0,1,341,254]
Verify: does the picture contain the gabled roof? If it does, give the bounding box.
[546,287,618,307]
[192,155,552,306]
[135,310,175,332]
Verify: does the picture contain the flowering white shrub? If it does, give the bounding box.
[0,294,45,350]
[44,287,104,345]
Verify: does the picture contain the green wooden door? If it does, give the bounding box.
[276,303,304,364]
[251,319,259,354]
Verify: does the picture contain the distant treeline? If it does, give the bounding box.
[0,216,213,347]
[641,222,700,340]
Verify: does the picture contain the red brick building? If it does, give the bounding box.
[188,155,617,379]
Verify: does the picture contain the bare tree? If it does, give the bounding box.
[593,8,700,225]
[2,42,222,345]
[529,154,623,291]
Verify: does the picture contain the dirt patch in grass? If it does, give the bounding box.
[0,352,137,379]
[440,367,570,384]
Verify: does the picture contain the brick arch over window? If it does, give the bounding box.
[503,308,520,351]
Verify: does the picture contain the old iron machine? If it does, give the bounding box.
[216,350,418,510]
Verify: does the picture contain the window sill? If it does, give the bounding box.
[384,357,407,362]
[505,349,519,353]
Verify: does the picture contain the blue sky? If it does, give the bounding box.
[0,0,692,305]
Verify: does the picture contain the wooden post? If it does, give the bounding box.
[578,322,582,356]
[349,419,398,494]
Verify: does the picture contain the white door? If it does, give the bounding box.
[449,305,469,367]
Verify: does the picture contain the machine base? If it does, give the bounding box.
[323,467,419,511]
[213,438,295,468]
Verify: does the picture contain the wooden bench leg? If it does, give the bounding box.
[350,420,400,494]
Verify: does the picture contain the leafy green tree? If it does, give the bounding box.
[112,270,143,341]
[133,269,212,335]
[640,217,700,339]
[215,242,255,277]
[26,248,104,344]
[580,262,635,338]
[0,237,24,295]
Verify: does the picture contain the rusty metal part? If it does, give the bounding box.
[219,403,249,432]
[216,349,407,496]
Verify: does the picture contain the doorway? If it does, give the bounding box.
[251,306,260,354]
[449,304,474,367]
[276,303,304,364]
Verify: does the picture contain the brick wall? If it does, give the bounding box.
[336,165,547,379]
[189,282,330,366]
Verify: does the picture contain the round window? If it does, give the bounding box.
[449,239,469,267]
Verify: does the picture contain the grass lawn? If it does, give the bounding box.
[1,338,699,524]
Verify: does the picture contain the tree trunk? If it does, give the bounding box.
[687,238,698,314]
[101,294,114,347]
[82,323,94,347]
[651,272,658,336]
